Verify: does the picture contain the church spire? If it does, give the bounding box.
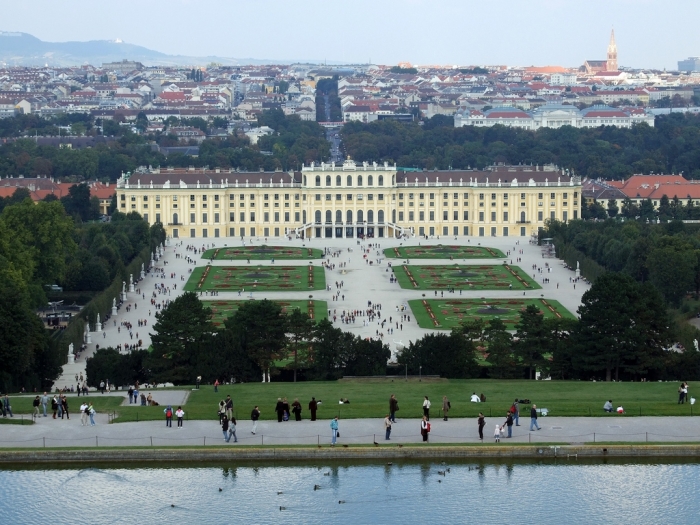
[607,29,618,72]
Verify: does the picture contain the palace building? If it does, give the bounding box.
[115,160,581,240]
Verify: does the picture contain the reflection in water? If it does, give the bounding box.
[1,460,700,524]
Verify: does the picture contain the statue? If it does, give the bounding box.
[129,274,135,293]
[141,263,144,273]
[67,343,75,364]
[96,313,100,325]
[122,281,126,294]
[96,313,102,332]
[695,339,699,352]
[112,297,118,316]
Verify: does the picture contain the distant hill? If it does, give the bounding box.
[0,31,292,67]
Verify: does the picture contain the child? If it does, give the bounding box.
[175,406,184,427]
[494,424,502,442]
[164,405,173,427]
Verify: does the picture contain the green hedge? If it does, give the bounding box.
[555,241,606,283]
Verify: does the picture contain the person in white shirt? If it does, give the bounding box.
[175,407,185,427]
[80,402,89,426]
[422,396,431,421]
[603,400,613,413]
[470,393,481,403]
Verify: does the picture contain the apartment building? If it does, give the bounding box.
[116,161,580,239]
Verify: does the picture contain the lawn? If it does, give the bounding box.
[410,298,576,330]
[202,245,323,261]
[183,264,327,292]
[204,299,329,327]
[2,395,124,417]
[385,245,505,259]
[393,264,540,290]
[107,379,700,423]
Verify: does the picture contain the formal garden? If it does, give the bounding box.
[203,299,328,326]
[385,244,505,259]
[202,245,323,260]
[409,298,575,330]
[393,264,540,290]
[184,265,327,292]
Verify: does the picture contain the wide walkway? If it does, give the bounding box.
[0,412,697,448]
[53,233,588,389]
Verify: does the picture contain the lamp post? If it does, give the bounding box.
[419,365,422,382]
[405,363,408,382]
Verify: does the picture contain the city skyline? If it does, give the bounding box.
[5,0,699,70]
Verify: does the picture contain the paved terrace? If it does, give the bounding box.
[52,234,588,390]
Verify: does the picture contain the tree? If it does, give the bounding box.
[513,305,549,379]
[308,319,352,380]
[343,337,391,376]
[574,273,672,381]
[225,299,287,378]
[607,199,619,218]
[484,318,516,379]
[398,330,479,378]
[285,308,314,382]
[646,243,696,306]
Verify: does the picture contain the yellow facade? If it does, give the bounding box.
[116,160,581,240]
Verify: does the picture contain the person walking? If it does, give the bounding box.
[420,416,429,442]
[214,379,219,393]
[251,406,260,434]
[225,395,233,420]
[292,398,302,421]
[218,400,226,423]
[309,397,318,421]
[2,395,12,418]
[40,392,48,417]
[228,416,238,443]
[88,403,96,426]
[221,414,231,442]
[330,416,339,446]
[32,396,40,418]
[530,404,541,431]
[512,399,520,426]
[442,396,450,421]
[275,398,284,422]
[99,380,105,394]
[389,394,399,423]
[80,401,89,426]
[503,411,514,438]
[164,405,173,427]
[282,398,290,421]
[175,406,184,428]
[422,396,431,421]
[128,387,134,404]
[384,414,392,440]
[51,395,58,419]
[478,412,485,441]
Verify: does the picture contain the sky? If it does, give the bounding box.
[6,0,700,69]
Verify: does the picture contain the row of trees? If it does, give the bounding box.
[340,112,700,180]
[585,195,700,222]
[86,294,391,386]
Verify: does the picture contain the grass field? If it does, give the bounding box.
[3,395,123,417]
[385,245,505,259]
[104,379,700,422]
[4,380,698,422]
[183,264,327,292]
[204,299,328,326]
[393,264,540,290]
[410,298,575,330]
[202,245,323,261]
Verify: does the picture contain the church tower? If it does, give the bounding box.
[607,29,618,72]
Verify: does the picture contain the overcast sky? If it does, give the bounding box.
[7,0,699,69]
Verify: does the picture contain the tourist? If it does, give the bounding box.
[61,395,69,420]
[292,398,302,421]
[389,394,399,423]
[100,380,105,394]
[530,404,541,431]
[146,393,153,406]
[140,393,147,406]
[221,414,230,442]
[478,412,485,440]
[175,406,184,427]
[511,399,520,426]
[225,395,233,420]
[275,398,284,422]
[133,388,139,404]
[470,393,481,403]
[678,382,687,404]
[251,406,260,434]
[330,416,339,446]
[616,406,625,414]
[128,387,134,404]
[218,400,226,423]
[282,398,290,421]
[228,416,238,443]
[603,400,613,413]
[494,424,502,442]
[165,405,173,427]
[442,396,450,421]
[51,395,58,419]
[88,403,96,426]
[422,396,431,421]
[40,392,48,417]
[384,414,392,440]
[2,395,13,418]
[214,379,219,393]
[480,393,486,402]
[503,411,514,438]
[80,401,89,426]
[309,397,318,421]
[32,396,40,418]
[420,415,429,442]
